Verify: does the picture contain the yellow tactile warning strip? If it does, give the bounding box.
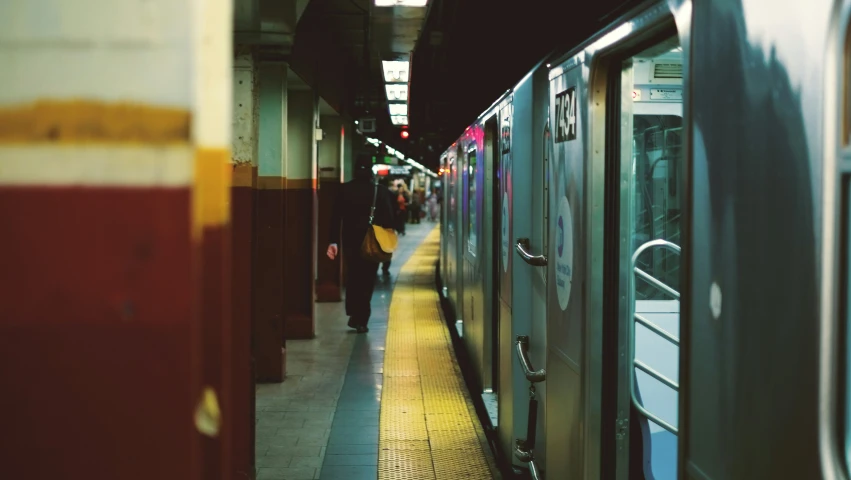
[379,228,496,480]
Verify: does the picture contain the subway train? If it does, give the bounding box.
[436,0,850,479]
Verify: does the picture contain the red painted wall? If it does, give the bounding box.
[0,187,200,479]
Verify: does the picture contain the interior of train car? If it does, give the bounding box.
[622,35,684,480]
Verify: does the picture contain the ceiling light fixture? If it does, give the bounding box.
[385,84,408,102]
[375,0,428,6]
[388,103,408,116]
[382,60,409,83]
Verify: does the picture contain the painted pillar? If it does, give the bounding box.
[230,51,258,478]
[0,0,233,478]
[342,121,354,183]
[316,115,343,302]
[340,121,354,289]
[284,89,317,339]
[255,62,287,380]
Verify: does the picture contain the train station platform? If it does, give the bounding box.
[255,223,500,480]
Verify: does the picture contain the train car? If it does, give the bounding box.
[438,0,849,479]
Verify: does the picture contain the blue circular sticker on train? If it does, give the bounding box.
[501,193,509,272]
[555,195,573,310]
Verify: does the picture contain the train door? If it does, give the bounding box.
[462,135,487,385]
[545,59,588,480]
[497,98,518,465]
[454,145,465,331]
[482,116,500,424]
[512,65,554,475]
[446,150,459,315]
[607,35,684,480]
[526,65,552,471]
[440,153,449,292]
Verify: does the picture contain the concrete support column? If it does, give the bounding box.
[284,88,317,339]
[339,121,354,290]
[316,115,343,302]
[343,121,354,182]
[230,49,259,478]
[255,62,288,378]
[0,0,233,478]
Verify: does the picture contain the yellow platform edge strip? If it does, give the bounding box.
[378,228,498,480]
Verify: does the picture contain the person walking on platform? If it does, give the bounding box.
[427,188,440,222]
[409,188,422,224]
[395,182,410,234]
[326,154,395,333]
[377,177,395,276]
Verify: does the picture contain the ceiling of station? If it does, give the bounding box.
[407,0,642,168]
[289,0,426,126]
[243,0,642,171]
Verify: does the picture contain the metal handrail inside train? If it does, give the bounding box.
[629,239,681,434]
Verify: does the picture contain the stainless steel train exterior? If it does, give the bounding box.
[438,0,851,479]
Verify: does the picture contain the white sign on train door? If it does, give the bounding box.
[554,195,573,310]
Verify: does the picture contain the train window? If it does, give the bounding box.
[468,147,478,255]
[620,36,683,480]
[448,154,456,236]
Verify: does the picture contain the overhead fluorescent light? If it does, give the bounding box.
[385,84,408,102]
[388,103,408,116]
[375,0,428,6]
[382,60,410,83]
[390,115,408,126]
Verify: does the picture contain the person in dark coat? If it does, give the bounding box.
[376,176,396,276]
[326,153,395,333]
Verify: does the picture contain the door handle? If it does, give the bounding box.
[515,335,546,383]
[515,238,548,266]
[514,439,543,480]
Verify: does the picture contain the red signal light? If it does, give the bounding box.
[400,130,409,139]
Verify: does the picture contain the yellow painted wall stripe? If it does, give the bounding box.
[379,228,497,480]
[193,148,231,237]
[0,100,190,144]
[232,163,256,189]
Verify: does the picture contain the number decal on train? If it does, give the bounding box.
[555,86,577,142]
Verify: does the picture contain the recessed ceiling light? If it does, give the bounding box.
[388,103,408,116]
[375,0,428,6]
[382,60,409,83]
[385,85,408,102]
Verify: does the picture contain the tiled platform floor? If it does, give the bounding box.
[378,228,497,480]
[254,222,440,480]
